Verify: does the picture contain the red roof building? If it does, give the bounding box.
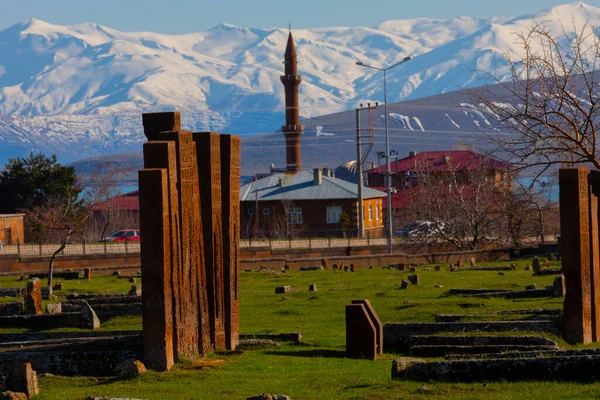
[92,190,139,212]
[366,150,511,192]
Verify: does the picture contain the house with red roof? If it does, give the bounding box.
[365,150,512,211]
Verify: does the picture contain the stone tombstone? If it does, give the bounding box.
[24,278,42,315]
[332,264,339,271]
[434,265,441,271]
[351,299,383,354]
[309,284,317,292]
[559,168,600,344]
[80,301,100,330]
[532,256,541,273]
[84,267,92,280]
[345,303,377,360]
[553,274,567,297]
[220,134,241,351]
[398,263,406,271]
[7,363,38,399]
[139,111,241,368]
[470,257,476,267]
[195,132,225,350]
[129,285,142,297]
[400,280,409,289]
[457,260,464,268]
[275,286,292,294]
[407,275,419,285]
[45,303,62,315]
[350,264,356,272]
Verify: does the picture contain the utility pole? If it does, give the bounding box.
[356,102,377,238]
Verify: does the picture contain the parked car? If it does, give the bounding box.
[395,221,445,237]
[100,229,140,242]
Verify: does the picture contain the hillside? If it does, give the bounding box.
[0,2,598,165]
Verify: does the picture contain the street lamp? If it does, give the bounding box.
[356,56,412,254]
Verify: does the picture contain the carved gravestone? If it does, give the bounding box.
[7,363,39,398]
[346,303,377,360]
[24,278,42,315]
[139,111,241,370]
[553,274,566,297]
[532,256,541,273]
[351,299,383,354]
[470,257,476,267]
[407,275,419,285]
[84,267,92,280]
[400,280,409,289]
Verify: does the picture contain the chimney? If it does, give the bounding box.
[314,168,322,185]
[409,150,417,158]
[323,168,331,177]
[280,31,304,171]
[443,155,451,163]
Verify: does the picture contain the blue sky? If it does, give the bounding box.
[1,0,599,33]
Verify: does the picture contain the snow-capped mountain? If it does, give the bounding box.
[0,2,598,166]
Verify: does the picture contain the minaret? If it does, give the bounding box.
[280,30,304,171]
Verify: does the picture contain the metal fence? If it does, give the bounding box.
[0,236,391,257]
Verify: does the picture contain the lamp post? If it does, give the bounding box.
[357,56,412,254]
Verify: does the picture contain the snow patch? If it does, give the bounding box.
[445,113,460,128]
[316,126,334,136]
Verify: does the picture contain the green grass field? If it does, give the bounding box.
[3,258,600,399]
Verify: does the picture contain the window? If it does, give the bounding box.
[263,208,270,216]
[248,208,254,216]
[326,206,342,224]
[368,205,373,221]
[375,204,379,220]
[287,207,302,224]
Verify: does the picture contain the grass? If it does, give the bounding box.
[4,257,600,399]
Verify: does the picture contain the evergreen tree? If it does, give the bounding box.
[0,153,79,213]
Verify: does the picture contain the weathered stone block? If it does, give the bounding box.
[45,303,62,315]
[309,284,317,292]
[408,275,419,285]
[142,111,181,141]
[351,299,383,354]
[7,363,39,398]
[24,279,42,315]
[346,303,377,360]
[400,280,409,289]
[553,274,566,297]
[275,286,291,294]
[80,301,100,330]
[84,267,92,280]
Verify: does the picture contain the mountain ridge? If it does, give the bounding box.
[0,1,596,166]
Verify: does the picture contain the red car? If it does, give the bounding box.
[101,229,140,242]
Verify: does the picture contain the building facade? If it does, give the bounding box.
[0,214,25,245]
[240,169,385,238]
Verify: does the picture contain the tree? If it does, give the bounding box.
[475,20,600,176]
[0,153,79,214]
[26,185,92,293]
[398,158,511,250]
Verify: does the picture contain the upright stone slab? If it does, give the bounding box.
[346,303,377,360]
[588,170,600,341]
[24,278,42,315]
[139,168,174,371]
[220,134,241,351]
[7,363,38,398]
[559,168,593,344]
[84,267,92,280]
[351,299,383,354]
[194,132,225,350]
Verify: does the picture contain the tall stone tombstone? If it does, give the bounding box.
[24,278,42,315]
[194,132,225,350]
[559,168,600,344]
[220,134,241,351]
[139,111,240,370]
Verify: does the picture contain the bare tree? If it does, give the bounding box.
[475,19,600,177]
[398,158,511,250]
[26,185,92,294]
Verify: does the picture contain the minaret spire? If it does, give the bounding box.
[280,29,303,171]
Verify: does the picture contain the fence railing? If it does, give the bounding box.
[0,237,391,258]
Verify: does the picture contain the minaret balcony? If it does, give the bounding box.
[280,75,302,83]
[282,125,304,132]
